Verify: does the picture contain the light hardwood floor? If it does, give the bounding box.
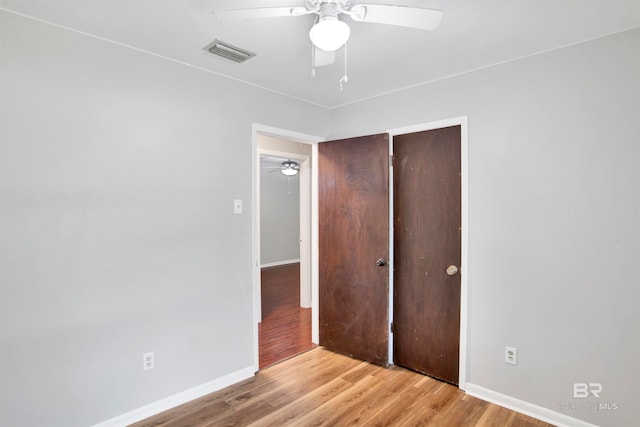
[131,347,554,427]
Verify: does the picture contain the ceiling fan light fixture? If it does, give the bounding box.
[281,160,299,176]
[281,168,298,176]
[309,17,350,52]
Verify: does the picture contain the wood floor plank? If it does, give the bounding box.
[427,393,490,426]
[201,399,275,427]
[144,400,233,427]
[129,388,234,427]
[335,372,419,426]
[508,417,554,427]
[340,360,384,383]
[259,263,313,369]
[263,356,362,409]
[131,348,556,427]
[473,403,516,427]
[319,379,389,426]
[289,373,384,426]
[226,350,338,410]
[254,346,329,386]
[355,369,428,424]
[393,383,459,426]
[371,364,426,392]
[233,352,359,412]
[362,385,434,427]
[246,378,353,426]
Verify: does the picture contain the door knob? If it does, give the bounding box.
[376,258,386,267]
[446,265,458,276]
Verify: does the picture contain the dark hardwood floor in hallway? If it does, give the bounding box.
[259,262,313,369]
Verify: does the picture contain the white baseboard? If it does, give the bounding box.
[465,383,599,427]
[92,366,255,427]
[261,259,300,268]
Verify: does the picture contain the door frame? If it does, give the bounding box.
[251,124,324,372]
[388,116,469,390]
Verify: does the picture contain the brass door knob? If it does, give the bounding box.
[446,265,459,276]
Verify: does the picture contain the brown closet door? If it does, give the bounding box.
[393,126,461,384]
[318,133,389,366]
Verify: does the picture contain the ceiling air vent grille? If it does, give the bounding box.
[206,39,256,63]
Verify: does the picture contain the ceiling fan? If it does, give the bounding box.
[212,0,443,88]
[261,158,301,176]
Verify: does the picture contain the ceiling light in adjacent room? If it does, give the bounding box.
[281,160,299,176]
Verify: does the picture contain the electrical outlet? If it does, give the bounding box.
[143,352,154,371]
[505,346,517,365]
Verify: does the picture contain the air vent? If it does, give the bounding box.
[206,39,256,63]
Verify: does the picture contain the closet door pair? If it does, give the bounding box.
[318,126,461,385]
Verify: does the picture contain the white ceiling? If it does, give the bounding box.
[2,0,639,109]
[261,155,290,169]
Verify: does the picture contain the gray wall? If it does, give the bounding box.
[2,7,639,427]
[329,28,640,427]
[0,11,329,427]
[260,164,300,265]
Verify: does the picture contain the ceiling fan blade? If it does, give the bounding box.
[212,6,310,22]
[349,4,443,30]
[315,47,335,67]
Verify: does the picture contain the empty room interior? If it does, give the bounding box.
[1,1,639,427]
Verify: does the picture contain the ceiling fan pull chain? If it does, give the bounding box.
[310,14,320,78]
[339,42,349,91]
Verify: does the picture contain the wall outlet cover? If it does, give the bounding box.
[143,352,154,371]
[505,346,517,365]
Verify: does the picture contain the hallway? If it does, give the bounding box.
[259,263,313,369]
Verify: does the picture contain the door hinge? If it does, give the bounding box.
[389,154,394,168]
[390,322,395,334]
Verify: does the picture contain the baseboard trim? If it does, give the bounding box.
[465,383,598,427]
[261,259,300,268]
[92,366,255,427]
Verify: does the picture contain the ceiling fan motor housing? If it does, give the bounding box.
[310,1,351,51]
[319,1,339,18]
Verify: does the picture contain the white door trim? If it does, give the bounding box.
[251,124,324,372]
[387,116,469,390]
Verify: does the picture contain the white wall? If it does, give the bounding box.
[329,28,640,427]
[260,164,300,265]
[257,135,312,265]
[0,11,329,427]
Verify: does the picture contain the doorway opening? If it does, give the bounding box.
[252,126,323,371]
[259,152,310,368]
